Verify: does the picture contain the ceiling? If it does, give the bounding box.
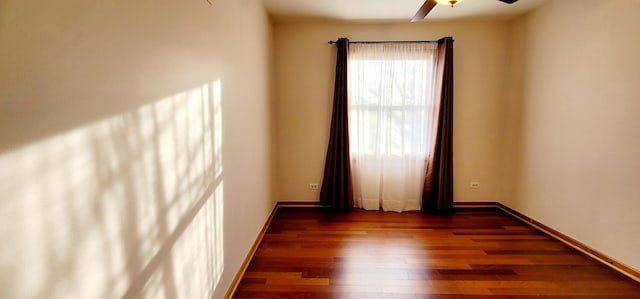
[264,0,549,22]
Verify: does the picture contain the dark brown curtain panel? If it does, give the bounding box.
[320,38,354,212]
[422,36,454,213]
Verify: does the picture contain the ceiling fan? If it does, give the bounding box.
[411,0,519,22]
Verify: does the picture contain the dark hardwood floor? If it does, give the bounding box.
[233,207,640,298]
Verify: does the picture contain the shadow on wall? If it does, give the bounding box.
[0,80,225,298]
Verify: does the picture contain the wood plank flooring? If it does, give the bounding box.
[233,207,640,298]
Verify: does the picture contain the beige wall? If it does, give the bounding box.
[273,20,510,203]
[503,0,640,271]
[0,0,274,298]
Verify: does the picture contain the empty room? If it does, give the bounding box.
[0,0,639,298]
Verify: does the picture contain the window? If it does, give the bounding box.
[348,42,438,212]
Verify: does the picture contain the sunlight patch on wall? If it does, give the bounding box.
[0,80,224,299]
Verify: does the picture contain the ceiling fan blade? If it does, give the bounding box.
[411,0,437,22]
[498,0,519,3]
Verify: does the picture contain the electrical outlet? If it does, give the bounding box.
[309,183,319,190]
[470,182,480,189]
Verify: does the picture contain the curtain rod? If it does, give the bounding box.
[328,40,439,45]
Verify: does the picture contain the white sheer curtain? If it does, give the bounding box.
[348,42,438,212]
